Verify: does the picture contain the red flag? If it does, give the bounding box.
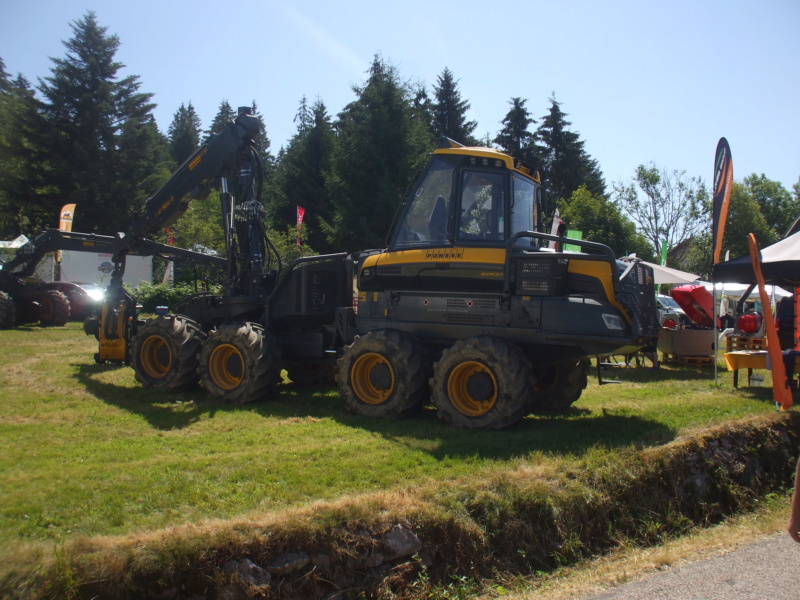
[296,206,306,246]
[712,138,733,264]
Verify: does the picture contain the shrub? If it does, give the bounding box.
[127,281,220,313]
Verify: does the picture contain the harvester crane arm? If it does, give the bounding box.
[1,230,117,278]
[126,108,262,240]
[95,107,270,363]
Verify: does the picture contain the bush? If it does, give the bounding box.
[127,281,220,313]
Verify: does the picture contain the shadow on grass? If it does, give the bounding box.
[590,363,717,385]
[341,405,677,460]
[243,386,678,459]
[735,384,798,407]
[73,363,677,460]
[73,362,224,430]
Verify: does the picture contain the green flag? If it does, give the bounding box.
[564,230,583,252]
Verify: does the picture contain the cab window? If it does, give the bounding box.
[511,174,536,247]
[457,171,505,242]
[392,156,455,248]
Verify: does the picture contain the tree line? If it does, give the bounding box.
[1,11,797,278]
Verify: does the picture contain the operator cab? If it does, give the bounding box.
[390,145,545,250]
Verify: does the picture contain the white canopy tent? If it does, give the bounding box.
[622,257,700,285]
[645,262,700,285]
[699,280,792,301]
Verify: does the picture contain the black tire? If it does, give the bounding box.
[198,322,281,404]
[0,291,15,329]
[529,358,589,412]
[35,289,70,326]
[132,315,205,391]
[83,316,100,341]
[431,336,532,430]
[284,362,337,387]
[338,329,430,418]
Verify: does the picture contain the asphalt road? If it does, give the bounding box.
[580,534,800,600]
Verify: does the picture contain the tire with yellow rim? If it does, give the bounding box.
[132,315,205,391]
[198,321,280,404]
[338,329,430,418]
[431,336,532,429]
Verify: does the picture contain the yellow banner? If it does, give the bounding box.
[59,203,77,232]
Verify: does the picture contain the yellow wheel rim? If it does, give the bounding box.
[139,336,172,379]
[209,343,244,391]
[447,361,497,416]
[351,352,394,405]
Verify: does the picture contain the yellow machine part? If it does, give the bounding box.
[97,298,129,362]
[362,248,631,324]
[566,259,631,324]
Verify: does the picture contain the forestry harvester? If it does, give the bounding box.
[7,107,660,429]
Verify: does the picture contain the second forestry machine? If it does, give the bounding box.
[35,107,660,429]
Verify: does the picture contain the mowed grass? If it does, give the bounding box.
[0,324,783,553]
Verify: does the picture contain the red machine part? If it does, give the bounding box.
[737,312,763,334]
[670,284,719,328]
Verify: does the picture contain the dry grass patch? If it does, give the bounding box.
[504,494,789,600]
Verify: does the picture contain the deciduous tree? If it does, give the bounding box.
[742,174,800,237]
[613,163,707,261]
[683,180,776,279]
[560,186,654,260]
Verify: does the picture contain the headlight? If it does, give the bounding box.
[602,314,624,331]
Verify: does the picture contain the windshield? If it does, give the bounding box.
[392,156,455,249]
[658,296,681,309]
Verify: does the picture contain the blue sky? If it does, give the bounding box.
[1,0,798,195]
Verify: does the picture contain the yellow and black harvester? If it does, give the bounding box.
[13,113,658,429]
[342,140,659,428]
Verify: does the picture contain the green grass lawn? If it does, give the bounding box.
[0,323,784,553]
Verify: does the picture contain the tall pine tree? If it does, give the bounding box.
[494,97,539,165]
[0,60,49,236]
[270,97,335,252]
[206,99,236,139]
[536,95,605,201]
[36,11,163,233]
[431,67,477,146]
[248,100,274,178]
[167,102,201,165]
[322,56,430,252]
